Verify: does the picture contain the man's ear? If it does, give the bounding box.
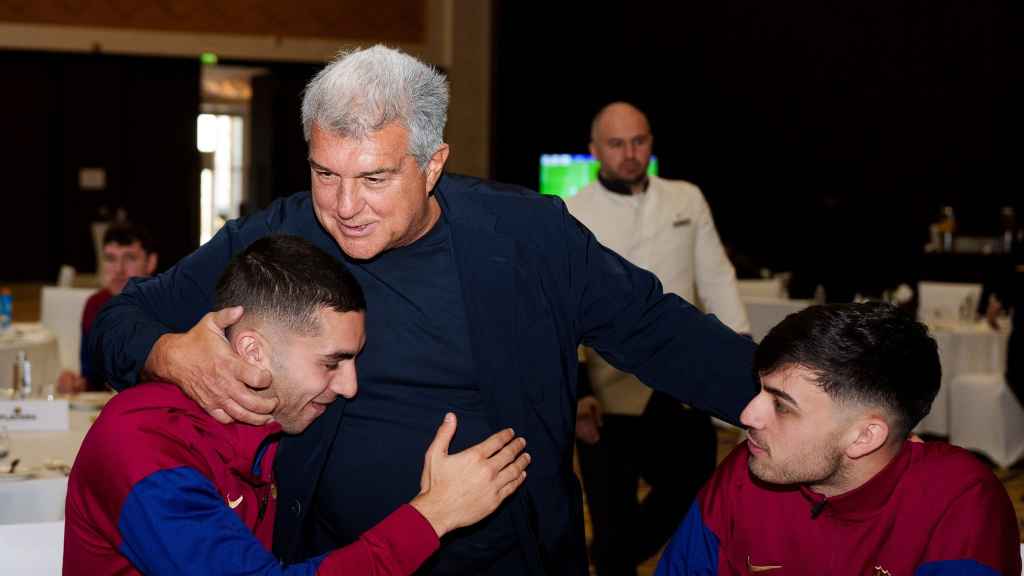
[424,144,450,193]
[145,253,158,275]
[233,329,269,369]
[844,416,890,460]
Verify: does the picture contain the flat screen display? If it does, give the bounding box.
[539,154,658,198]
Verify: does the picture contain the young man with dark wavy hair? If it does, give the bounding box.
[657,302,1019,576]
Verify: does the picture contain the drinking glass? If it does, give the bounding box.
[0,426,10,460]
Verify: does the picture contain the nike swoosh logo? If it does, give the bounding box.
[747,555,783,572]
[227,494,244,509]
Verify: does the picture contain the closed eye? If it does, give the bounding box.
[321,351,356,371]
[773,397,789,414]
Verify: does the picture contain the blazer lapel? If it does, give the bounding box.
[439,189,523,430]
[437,178,547,575]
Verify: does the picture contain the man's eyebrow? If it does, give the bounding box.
[763,385,800,409]
[355,166,401,178]
[307,158,402,178]
[308,158,333,173]
[323,344,364,358]
[321,351,357,363]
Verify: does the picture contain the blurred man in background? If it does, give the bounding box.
[567,102,750,575]
[58,222,157,393]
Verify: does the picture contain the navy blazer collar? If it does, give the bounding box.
[433,173,498,232]
[433,173,547,574]
[433,173,520,427]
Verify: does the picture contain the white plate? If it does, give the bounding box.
[69,391,114,411]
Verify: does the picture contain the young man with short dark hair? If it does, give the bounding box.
[657,303,1020,576]
[65,235,530,575]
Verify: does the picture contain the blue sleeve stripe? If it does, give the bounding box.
[118,466,324,575]
[915,559,1003,576]
[655,501,719,576]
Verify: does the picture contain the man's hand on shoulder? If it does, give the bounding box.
[411,413,530,537]
[144,306,276,425]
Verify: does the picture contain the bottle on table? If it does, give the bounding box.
[0,288,11,332]
[12,351,31,399]
[938,206,956,253]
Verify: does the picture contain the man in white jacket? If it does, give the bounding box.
[567,102,750,576]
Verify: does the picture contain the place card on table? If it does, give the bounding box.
[0,400,69,431]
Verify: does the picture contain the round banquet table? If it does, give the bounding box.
[0,399,108,525]
[915,320,1009,437]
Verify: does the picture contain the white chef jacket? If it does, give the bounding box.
[567,175,750,415]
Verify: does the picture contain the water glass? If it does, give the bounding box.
[0,426,10,460]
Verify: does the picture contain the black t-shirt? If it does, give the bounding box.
[315,212,520,573]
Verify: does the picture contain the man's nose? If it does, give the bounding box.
[337,182,364,219]
[740,392,767,429]
[332,363,358,399]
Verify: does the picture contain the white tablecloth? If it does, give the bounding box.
[0,407,101,525]
[0,520,64,575]
[917,281,983,326]
[737,278,785,300]
[0,323,60,398]
[916,321,1009,437]
[949,373,1024,468]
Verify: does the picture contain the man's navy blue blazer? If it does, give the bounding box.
[92,173,758,575]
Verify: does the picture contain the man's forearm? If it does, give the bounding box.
[91,292,171,390]
[315,505,439,575]
[138,332,180,385]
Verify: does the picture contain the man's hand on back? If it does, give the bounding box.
[575,396,603,445]
[57,371,88,395]
[411,413,530,538]
[144,306,276,425]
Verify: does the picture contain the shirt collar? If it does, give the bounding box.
[798,441,914,521]
[144,381,284,483]
[226,420,283,483]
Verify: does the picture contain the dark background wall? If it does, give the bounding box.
[0,51,327,282]
[493,1,1017,300]
[0,1,425,43]
[1,50,199,282]
[249,61,325,212]
[3,2,1016,294]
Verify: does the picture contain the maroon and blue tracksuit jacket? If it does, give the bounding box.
[657,440,1020,576]
[64,382,439,575]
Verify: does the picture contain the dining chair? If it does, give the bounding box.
[40,287,94,373]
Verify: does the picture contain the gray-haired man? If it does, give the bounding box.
[93,46,759,574]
